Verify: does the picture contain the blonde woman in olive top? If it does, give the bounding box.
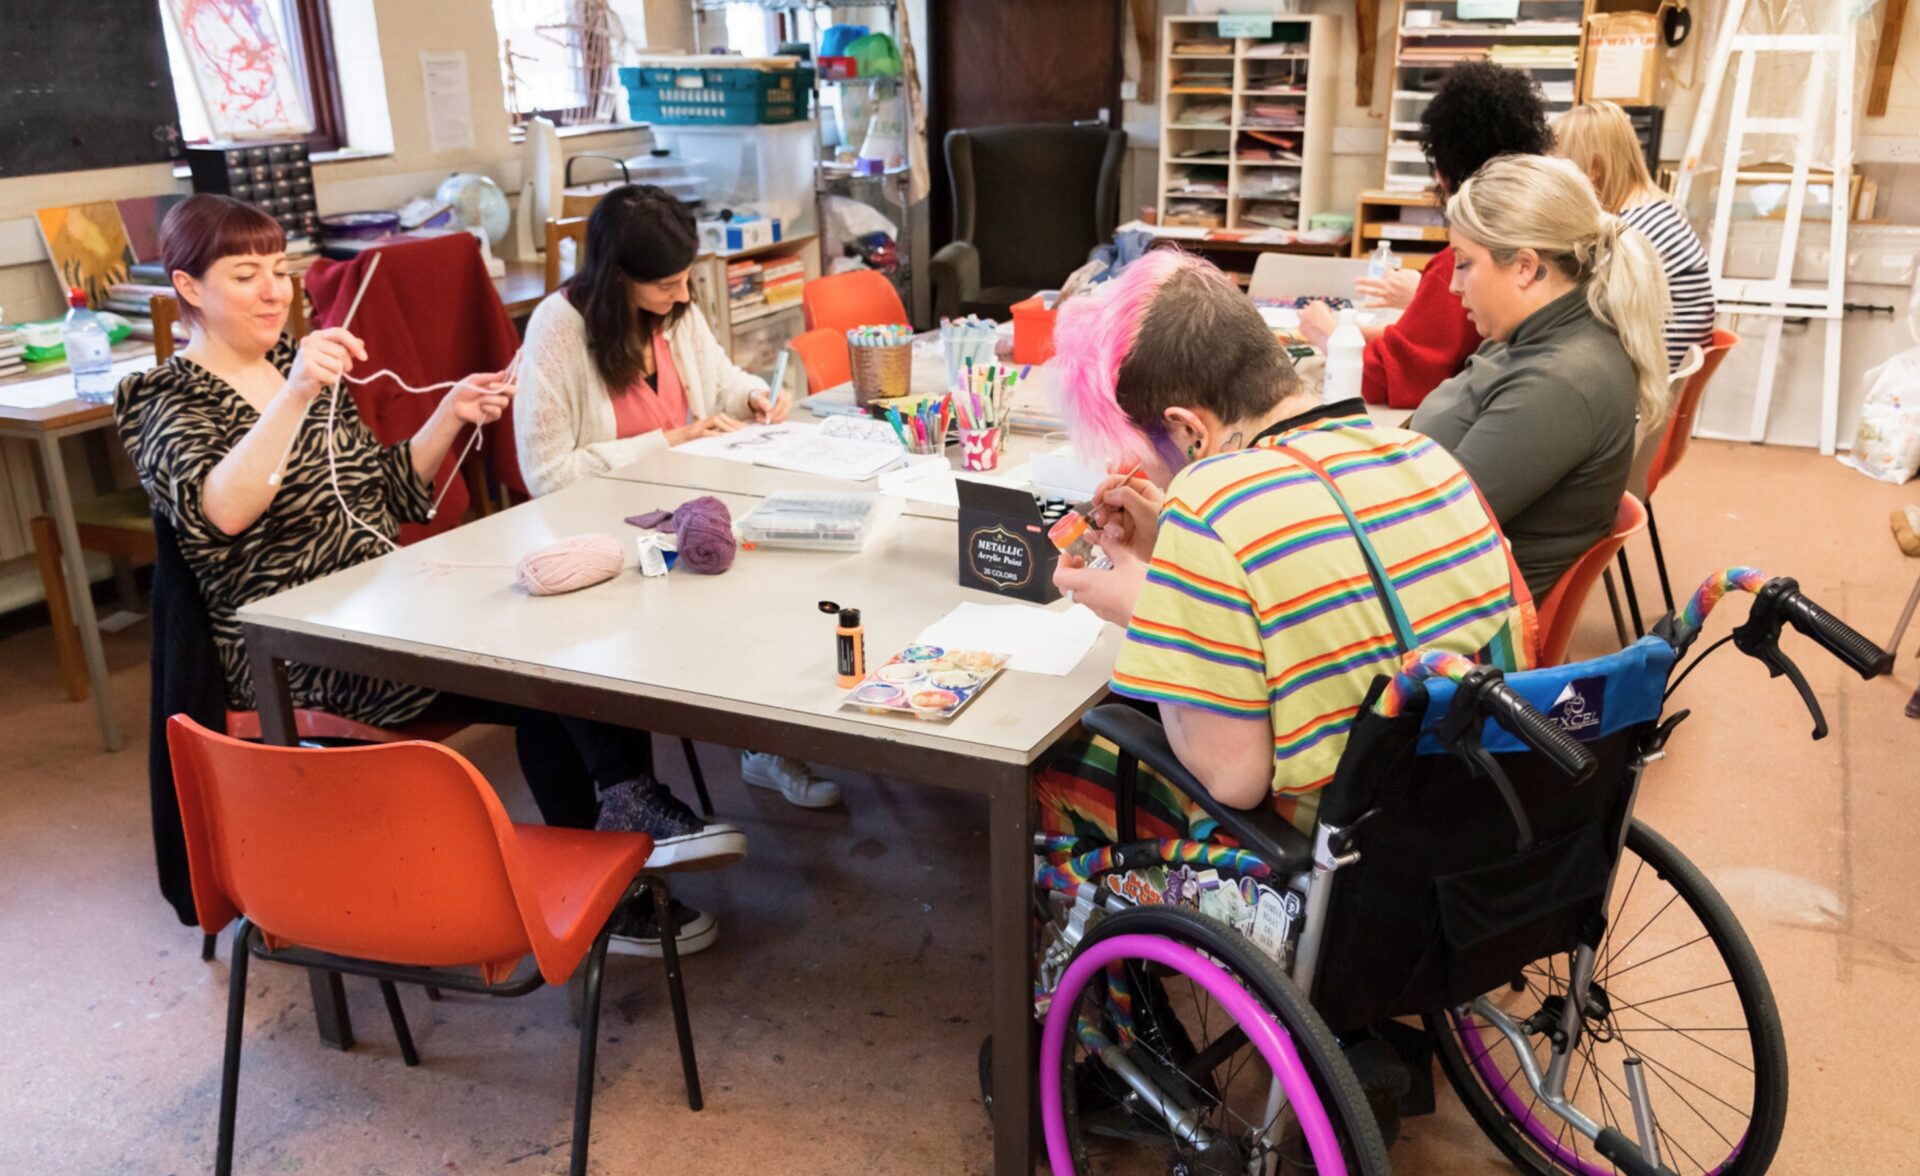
[1411,155,1672,599]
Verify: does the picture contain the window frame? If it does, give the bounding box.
[287,0,348,153]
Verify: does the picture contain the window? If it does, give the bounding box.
[158,0,347,152]
[493,0,644,128]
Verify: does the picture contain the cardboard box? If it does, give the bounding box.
[955,481,1061,604]
[1582,12,1661,106]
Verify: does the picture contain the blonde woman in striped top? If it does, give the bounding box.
[1555,100,1716,370]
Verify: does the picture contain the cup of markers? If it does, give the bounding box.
[886,397,951,456]
[950,358,1028,466]
[848,323,914,405]
[940,314,997,386]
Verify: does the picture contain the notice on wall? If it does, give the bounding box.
[421,51,475,153]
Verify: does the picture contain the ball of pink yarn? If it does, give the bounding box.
[516,533,624,595]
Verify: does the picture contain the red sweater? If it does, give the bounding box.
[1360,246,1483,410]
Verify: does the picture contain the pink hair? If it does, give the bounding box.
[1050,249,1206,468]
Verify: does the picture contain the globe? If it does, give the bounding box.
[435,173,511,244]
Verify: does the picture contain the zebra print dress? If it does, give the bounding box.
[115,335,439,726]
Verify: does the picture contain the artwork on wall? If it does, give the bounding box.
[162,0,314,140]
[35,203,138,308]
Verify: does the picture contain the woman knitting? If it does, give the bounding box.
[118,194,746,958]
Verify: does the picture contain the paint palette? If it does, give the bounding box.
[840,645,1011,721]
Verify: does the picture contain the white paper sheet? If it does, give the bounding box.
[421,51,476,153]
[917,601,1106,677]
[672,421,817,464]
[877,458,962,507]
[0,355,154,410]
[752,434,907,481]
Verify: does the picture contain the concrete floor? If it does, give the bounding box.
[1,440,1915,1175]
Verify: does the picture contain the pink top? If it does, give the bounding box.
[609,333,690,439]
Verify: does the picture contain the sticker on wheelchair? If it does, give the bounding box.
[1250,884,1303,963]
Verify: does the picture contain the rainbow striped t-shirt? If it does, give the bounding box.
[1110,405,1530,833]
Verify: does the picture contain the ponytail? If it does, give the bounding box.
[1448,155,1672,428]
[1584,214,1672,427]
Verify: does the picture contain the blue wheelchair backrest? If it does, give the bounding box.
[1415,637,1676,758]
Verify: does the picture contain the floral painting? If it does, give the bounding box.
[35,203,137,309]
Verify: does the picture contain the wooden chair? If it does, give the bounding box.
[31,279,309,702]
[544,217,588,295]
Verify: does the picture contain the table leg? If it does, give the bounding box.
[246,638,355,1051]
[987,764,1036,1176]
[36,433,121,751]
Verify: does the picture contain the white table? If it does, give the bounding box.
[239,474,1121,1176]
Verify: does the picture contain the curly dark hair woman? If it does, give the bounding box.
[1417,61,1553,194]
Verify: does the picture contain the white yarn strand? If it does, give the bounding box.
[269,252,381,488]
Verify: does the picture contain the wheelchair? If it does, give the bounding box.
[1031,567,1891,1175]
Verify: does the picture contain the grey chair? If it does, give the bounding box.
[931,123,1126,321]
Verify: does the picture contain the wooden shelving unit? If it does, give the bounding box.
[1384,0,1594,192]
[1352,189,1446,271]
[1156,14,1336,233]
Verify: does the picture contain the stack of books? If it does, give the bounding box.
[761,255,805,309]
[726,259,765,315]
[0,318,23,379]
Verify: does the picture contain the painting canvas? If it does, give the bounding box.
[36,203,138,309]
[162,0,314,140]
[117,195,189,262]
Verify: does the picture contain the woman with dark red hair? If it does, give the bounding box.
[117,194,743,956]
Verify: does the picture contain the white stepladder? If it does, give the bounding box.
[1673,0,1856,456]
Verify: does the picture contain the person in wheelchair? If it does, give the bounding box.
[1038,247,1535,847]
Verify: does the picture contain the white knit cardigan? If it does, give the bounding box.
[513,292,769,496]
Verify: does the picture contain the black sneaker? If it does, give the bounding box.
[607,892,718,958]
[595,776,747,871]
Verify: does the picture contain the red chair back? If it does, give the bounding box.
[789,328,850,393]
[166,716,644,984]
[1533,494,1649,666]
[1646,329,1736,500]
[304,235,521,533]
[802,269,907,332]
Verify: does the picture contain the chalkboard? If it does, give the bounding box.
[0,3,182,178]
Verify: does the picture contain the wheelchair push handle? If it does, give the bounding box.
[1474,672,1599,786]
[1767,580,1890,680]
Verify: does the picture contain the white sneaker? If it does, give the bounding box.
[739,751,843,809]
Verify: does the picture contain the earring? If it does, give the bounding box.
[1186,441,1199,459]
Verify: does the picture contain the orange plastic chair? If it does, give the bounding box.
[801,268,907,332]
[1534,494,1649,667]
[166,715,702,1176]
[1625,329,1738,616]
[789,326,850,393]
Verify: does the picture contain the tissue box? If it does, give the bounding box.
[955,480,1061,604]
[698,215,784,253]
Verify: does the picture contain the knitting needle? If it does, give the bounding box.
[429,347,522,519]
[269,252,382,487]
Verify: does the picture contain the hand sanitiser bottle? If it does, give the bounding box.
[1323,308,1366,404]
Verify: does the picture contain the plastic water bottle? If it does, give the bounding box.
[62,288,114,406]
[1324,308,1366,404]
[1367,240,1399,282]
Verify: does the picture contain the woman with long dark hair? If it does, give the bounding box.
[515,184,843,811]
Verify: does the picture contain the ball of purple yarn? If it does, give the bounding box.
[673,495,736,574]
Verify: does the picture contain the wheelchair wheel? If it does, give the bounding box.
[1429,820,1787,1175]
[1043,905,1392,1175]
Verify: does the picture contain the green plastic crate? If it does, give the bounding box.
[620,63,814,125]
